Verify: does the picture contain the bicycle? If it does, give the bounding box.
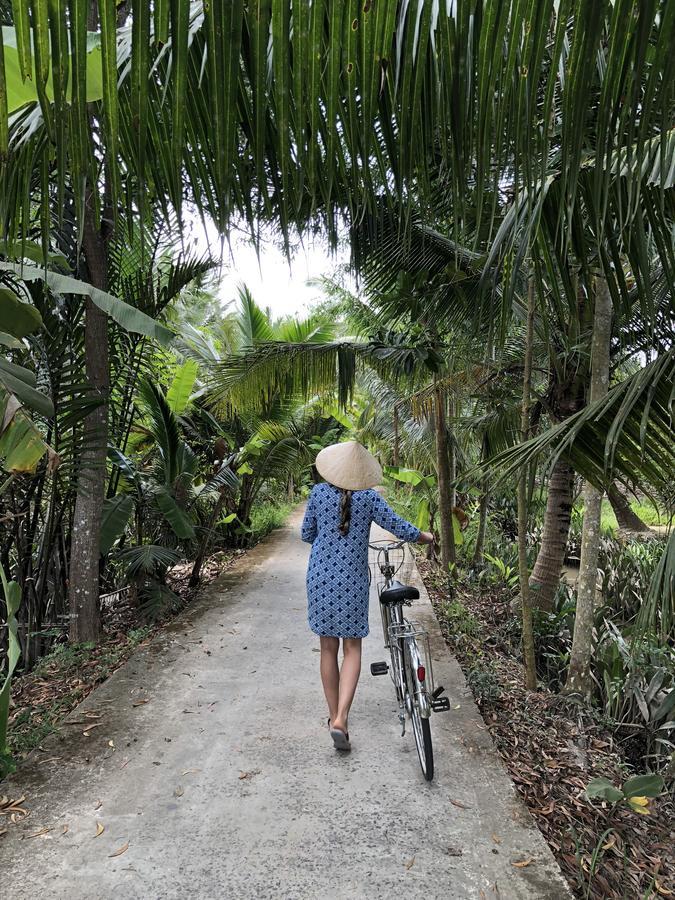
[368,539,450,781]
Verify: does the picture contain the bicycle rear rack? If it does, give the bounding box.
[387,620,435,697]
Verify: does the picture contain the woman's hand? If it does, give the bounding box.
[417,531,434,545]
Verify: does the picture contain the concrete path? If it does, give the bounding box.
[0,509,570,899]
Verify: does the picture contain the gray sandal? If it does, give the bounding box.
[329,726,351,751]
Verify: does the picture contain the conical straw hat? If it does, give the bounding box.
[315,441,383,492]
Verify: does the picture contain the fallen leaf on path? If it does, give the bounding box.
[181,769,201,776]
[83,711,103,719]
[109,841,129,858]
[94,800,102,810]
[238,769,261,781]
[82,723,104,735]
[512,858,534,868]
[119,759,130,770]
[62,825,69,835]
[450,799,471,809]
[23,827,51,839]
[95,822,105,837]
[108,740,114,748]
[0,828,7,837]
[174,786,184,798]
[404,856,415,870]
[132,699,149,707]
[1,797,28,820]
[492,834,502,844]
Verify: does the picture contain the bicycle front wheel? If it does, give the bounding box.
[404,641,434,781]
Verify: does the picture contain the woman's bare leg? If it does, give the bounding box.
[333,638,362,733]
[319,636,340,723]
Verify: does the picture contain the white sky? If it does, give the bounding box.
[194,217,352,320]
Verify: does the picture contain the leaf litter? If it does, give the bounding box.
[418,557,675,899]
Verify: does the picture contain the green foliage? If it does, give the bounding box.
[0,285,42,337]
[100,494,134,555]
[439,599,481,641]
[0,563,21,775]
[595,621,675,770]
[385,466,437,532]
[482,553,520,592]
[0,262,174,345]
[249,500,294,540]
[466,659,502,704]
[585,774,665,815]
[532,592,576,690]
[166,359,198,415]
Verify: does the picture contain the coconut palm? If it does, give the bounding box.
[1,2,673,671]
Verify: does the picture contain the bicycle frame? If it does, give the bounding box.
[370,542,433,722]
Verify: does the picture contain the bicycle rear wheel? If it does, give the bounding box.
[404,641,434,781]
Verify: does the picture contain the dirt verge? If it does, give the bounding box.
[416,557,675,900]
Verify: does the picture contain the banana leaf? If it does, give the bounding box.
[0,263,173,346]
[0,564,21,756]
[2,25,103,113]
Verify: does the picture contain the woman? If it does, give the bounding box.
[301,441,433,751]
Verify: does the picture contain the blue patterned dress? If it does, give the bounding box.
[301,483,420,638]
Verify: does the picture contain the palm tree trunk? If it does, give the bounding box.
[68,203,109,643]
[518,274,537,689]
[189,490,229,587]
[472,488,490,566]
[529,460,575,612]
[607,484,653,534]
[565,277,613,698]
[434,385,455,576]
[393,404,400,467]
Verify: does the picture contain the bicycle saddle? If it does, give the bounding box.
[379,580,419,605]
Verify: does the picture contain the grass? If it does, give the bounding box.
[600,500,670,535]
[439,598,482,639]
[249,498,295,540]
[8,627,152,760]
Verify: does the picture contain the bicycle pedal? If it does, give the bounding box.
[432,685,446,699]
[431,696,451,712]
[370,661,389,676]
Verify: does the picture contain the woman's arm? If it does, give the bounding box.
[371,492,423,543]
[300,489,318,543]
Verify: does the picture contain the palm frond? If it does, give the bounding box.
[210,338,439,415]
[4,3,673,264]
[488,349,675,502]
[136,376,182,486]
[235,282,274,346]
[118,544,181,577]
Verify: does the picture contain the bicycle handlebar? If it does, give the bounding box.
[368,539,406,551]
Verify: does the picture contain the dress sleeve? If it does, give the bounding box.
[370,492,421,542]
[301,488,318,543]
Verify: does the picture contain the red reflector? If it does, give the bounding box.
[417,665,426,682]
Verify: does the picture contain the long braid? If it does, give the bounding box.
[339,489,352,536]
